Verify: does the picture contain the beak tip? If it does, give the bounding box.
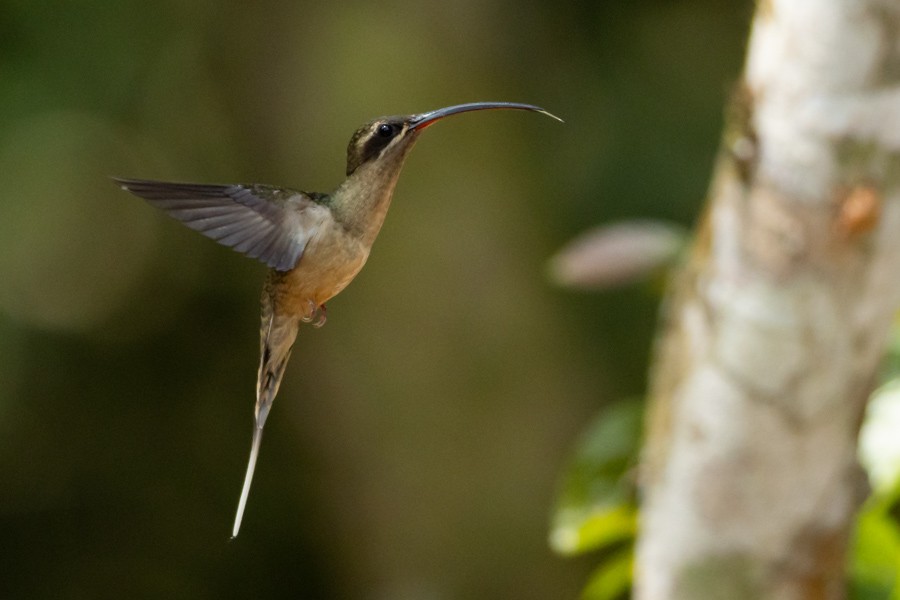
[539,109,565,123]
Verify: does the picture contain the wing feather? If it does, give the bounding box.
[113,177,328,271]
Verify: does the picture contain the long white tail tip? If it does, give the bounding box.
[232,426,263,538]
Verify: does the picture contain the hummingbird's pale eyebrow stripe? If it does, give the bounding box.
[113,102,561,537]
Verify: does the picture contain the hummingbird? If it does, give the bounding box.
[114,101,562,537]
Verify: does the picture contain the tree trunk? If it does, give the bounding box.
[635,1,900,598]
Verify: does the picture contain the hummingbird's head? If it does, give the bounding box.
[344,102,562,177]
[345,117,416,177]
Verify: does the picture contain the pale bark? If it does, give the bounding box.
[635,1,900,599]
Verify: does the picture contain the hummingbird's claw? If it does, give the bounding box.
[313,305,327,328]
[300,301,327,328]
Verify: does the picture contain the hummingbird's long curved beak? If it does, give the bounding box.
[408,102,563,131]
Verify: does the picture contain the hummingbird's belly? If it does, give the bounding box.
[271,230,369,320]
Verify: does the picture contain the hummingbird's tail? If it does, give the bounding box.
[233,425,263,538]
[232,312,300,538]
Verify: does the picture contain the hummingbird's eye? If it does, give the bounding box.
[351,121,401,173]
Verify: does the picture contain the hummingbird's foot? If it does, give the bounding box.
[313,304,327,328]
[300,301,327,328]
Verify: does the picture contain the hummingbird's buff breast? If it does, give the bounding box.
[267,220,370,321]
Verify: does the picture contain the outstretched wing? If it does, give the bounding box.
[114,178,330,272]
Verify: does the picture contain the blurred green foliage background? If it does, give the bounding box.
[0,1,750,597]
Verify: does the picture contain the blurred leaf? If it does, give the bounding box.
[860,379,900,495]
[850,486,900,600]
[851,313,900,600]
[551,504,637,556]
[548,220,687,290]
[550,399,643,555]
[581,548,633,600]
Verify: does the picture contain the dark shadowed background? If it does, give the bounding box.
[0,1,750,598]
